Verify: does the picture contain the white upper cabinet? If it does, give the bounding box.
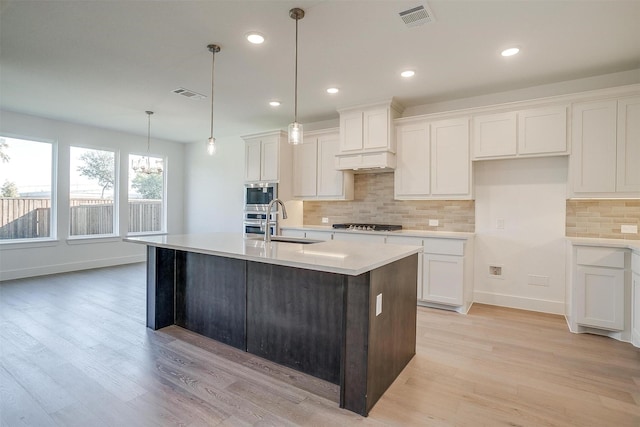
[472,105,568,160]
[394,122,430,197]
[395,117,472,200]
[472,111,517,158]
[293,130,354,200]
[243,131,289,183]
[518,106,568,155]
[571,96,640,197]
[616,96,640,193]
[336,100,403,170]
[430,118,470,196]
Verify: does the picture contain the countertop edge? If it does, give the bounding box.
[281,225,475,239]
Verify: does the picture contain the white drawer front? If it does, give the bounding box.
[576,247,625,268]
[386,236,424,247]
[423,238,464,256]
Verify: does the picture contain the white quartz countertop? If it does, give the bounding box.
[568,237,640,254]
[281,225,474,239]
[125,233,422,276]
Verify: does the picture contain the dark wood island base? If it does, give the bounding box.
[146,246,417,416]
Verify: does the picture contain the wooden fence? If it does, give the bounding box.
[0,198,162,239]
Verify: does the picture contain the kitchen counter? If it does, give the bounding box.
[125,232,422,276]
[125,232,419,416]
[281,225,475,239]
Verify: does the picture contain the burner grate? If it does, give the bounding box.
[332,223,402,232]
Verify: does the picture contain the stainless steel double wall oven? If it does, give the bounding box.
[244,182,278,237]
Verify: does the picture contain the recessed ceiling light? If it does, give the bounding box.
[326,87,339,94]
[400,70,415,78]
[246,32,265,44]
[269,101,281,107]
[501,47,520,57]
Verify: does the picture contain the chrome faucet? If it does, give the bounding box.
[264,198,288,243]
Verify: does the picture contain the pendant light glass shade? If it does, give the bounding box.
[288,8,305,145]
[206,44,220,155]
[288,122,303,145]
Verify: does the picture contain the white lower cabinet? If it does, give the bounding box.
[280,228,333,241]
[423,254,464,306]
[280,228,306,239]
[632,253,640,347]
[576,266,625,330]
[574,246,626,331]
[305,230,333,241]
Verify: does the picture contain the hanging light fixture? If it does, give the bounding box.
[206,43,221,155]
[288,7,305,145]
[132,111,163,175]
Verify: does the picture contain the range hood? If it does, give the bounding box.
[335,151,396,172]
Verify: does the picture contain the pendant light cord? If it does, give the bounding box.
[146,111,153,152]
[210,48,216,140]
[294,15,298,123]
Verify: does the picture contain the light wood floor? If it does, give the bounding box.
[1,263,639,426]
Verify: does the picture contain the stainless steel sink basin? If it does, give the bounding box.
[246,236,321,244]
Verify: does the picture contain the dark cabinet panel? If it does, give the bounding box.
[175,251,246,350]
[246,262,344,384]
[146,246,175,330]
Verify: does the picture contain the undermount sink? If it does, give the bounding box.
[246,235,321,245]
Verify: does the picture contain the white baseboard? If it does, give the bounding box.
[0,255,146,281]
[473,291,565,315]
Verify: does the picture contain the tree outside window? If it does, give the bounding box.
[128,154,164,234]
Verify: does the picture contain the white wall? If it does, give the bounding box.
[0,110,185,280]
[473,157,568,314]
[183,135,245,234]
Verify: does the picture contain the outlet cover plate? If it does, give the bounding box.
[621,224,638,234]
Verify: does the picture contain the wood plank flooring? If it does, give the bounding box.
[1,263,639,426]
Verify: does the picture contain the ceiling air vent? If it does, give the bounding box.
[399,4,434,28]
[171,87,206,100]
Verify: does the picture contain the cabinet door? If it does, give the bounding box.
[387,235,424,300]
[430,118,470,196]
[245,140,262,182]
[518,106,567,155]
[422,254,463,306]
[472,112,517,158]
[340,111,363,152]
[616,96,640,193]
[576,266,624,330]
[571,100,617,193]
[261,137,280,182]
[395,122,430,197]
[317,133,344,197]
[293,140,318,197]
[363,108,389,151]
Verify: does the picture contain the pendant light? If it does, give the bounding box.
[288,8,305,145]
[132,111,163,175]
[206,44,221,155]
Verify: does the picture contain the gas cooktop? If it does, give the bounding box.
[332,223,402,232]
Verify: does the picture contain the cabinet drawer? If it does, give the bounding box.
[386,236,423,246]
[576,247,625,268]
[423,238,464,256]
[305,231,333,241]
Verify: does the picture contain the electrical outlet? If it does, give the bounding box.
[376,293,382,316]
[621,224,638,234]
[321,217,329,224]
[428,219,439,227]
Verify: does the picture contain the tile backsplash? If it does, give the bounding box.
[566,199,640,240]
[303,172,475,232]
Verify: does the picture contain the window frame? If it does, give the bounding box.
[126,152,167,236]
[0,133,58,246]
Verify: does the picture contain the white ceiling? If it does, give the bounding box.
[1,0,639,144]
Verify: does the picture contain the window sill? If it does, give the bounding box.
[66,235,122,245]
[0,238,60,250]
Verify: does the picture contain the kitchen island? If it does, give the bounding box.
[125,233,421,416]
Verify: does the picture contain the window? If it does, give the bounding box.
[0,136,54,241]
[128,154,164,234]
[69,146,116,237]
